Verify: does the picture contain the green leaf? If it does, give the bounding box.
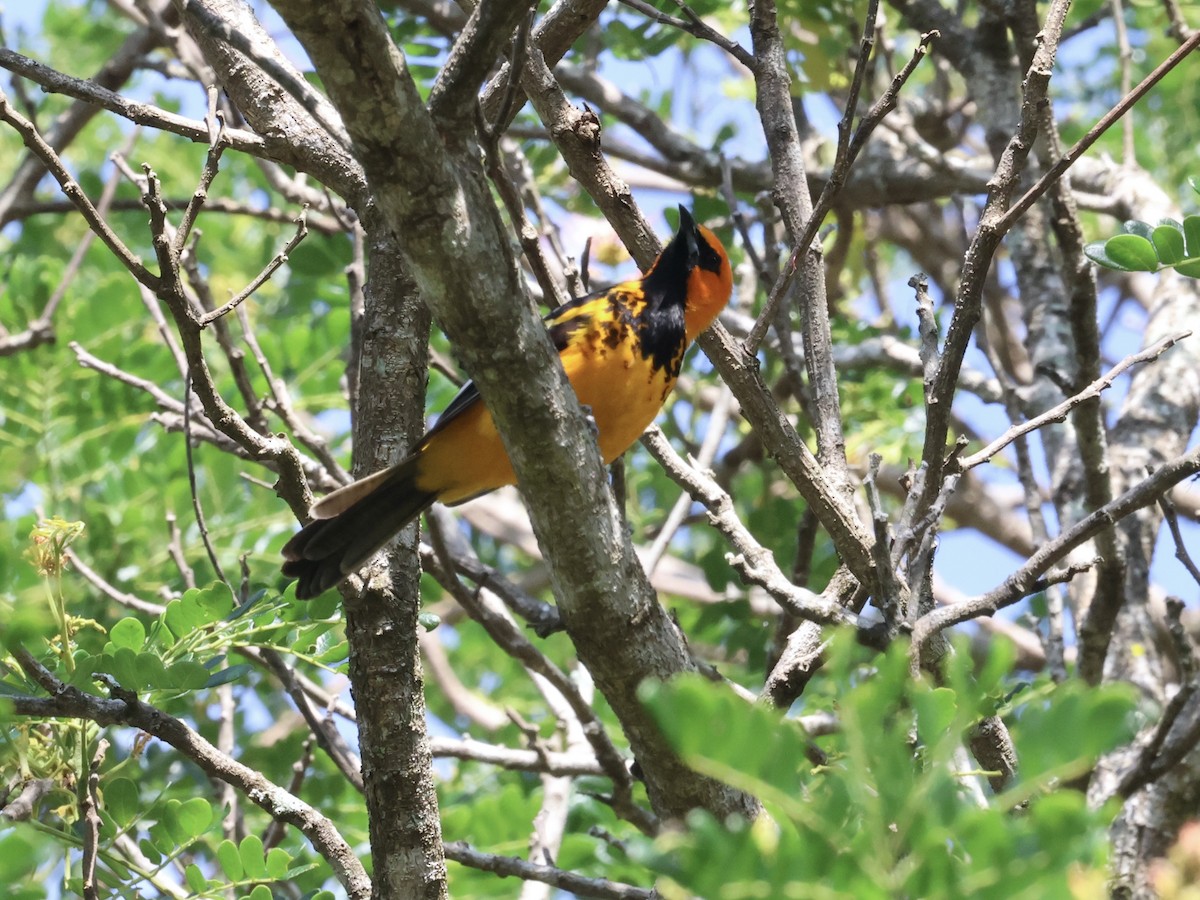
[265,847,291,880]
[1007,681,1137,791]
[1122,219,1154,240]
[248,886,273,900]
[160,799,191,845]
[108,617,146,650]
[240,834,268,880]
[314,640,349,664]
[1176,259,1200,278]
[216,839,243,881]
[135,651,169,689]
[176,797,213,838]
[1102,234,1159,272]
[1084,241,1121,271]
[163,598,201,640]
[193,582,235,624]
[204,663,254,688]
[913,687,957,748]
[66,651,101,688]
[166,660,210,690]
[1183,216,1200,257]
[111,647,144,690]
[1151,224,1186,265]
[0,832,44,885]
[104,778,139,826]
[306,592,340,620]
[185,864,207,893]
[639,674,810,798]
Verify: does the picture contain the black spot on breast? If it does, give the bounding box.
[634,301,686,380]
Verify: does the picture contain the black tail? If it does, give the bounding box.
[281,454,437,599]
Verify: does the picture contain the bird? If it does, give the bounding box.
[282,206,733,599]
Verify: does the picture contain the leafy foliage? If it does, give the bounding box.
[640,636,1137,899]
[1086,180,1200,278]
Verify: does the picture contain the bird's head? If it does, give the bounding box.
[648,205,733,341]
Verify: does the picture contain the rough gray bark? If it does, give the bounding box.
[341,217,445,898]
[177,1,448,894]
[266,0,758,825]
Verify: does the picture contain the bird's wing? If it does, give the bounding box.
[419,286,622,442]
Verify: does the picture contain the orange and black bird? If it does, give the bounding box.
[282,207,733,599]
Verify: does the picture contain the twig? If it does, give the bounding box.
[237,646,356,723]
[616,0,753,68]
[263,738,315,851]
[1117,600,1200,798]
[524,672,585,890]
[0,127,136,357]
[904,473,961,613]
[641,427,857,627]
[911,273,940,400]
[864,454,902,632]
[64,549,167,615]
[419,631,510,732]
[198,209,308,326]
[997,30,1200,235]
[236,304,349,483]
[80,739,110,900]
[1109,0,1136,165]
[0,47,267,157]
[430,736,603,777]
[485,136,570,310]
[345,221,367,420]
[0,778,54,821]
[0,194,341,232]
[1160,493,1200,588]
[745,28,937,353]
[912,442,1200,666]
[642,385,735,574]
[182,237,269,435]
[417,540,562,637]
[444,842,653,900]
[165,512,197,591]
[183,370,230,587]
[217,680,240,843]
[0,86,158,289]
[482,9,535,144]
[257,648,364,792]
[424,510,654,834]
[911,4,1175,531]
[956,331,1190,472]
[1162,0,1195,41]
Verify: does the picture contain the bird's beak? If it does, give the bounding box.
[677,205,700,272]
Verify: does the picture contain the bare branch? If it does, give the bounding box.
[641,427,857,627]
[912,442,1200,662]
[444,842,653,900]
[80,739,109,900]
[430,736,603,777]
[0,86,158,288]
[198,209,309,326]
[957,331,1191,472]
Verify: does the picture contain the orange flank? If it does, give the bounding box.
[282,207,733,599]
